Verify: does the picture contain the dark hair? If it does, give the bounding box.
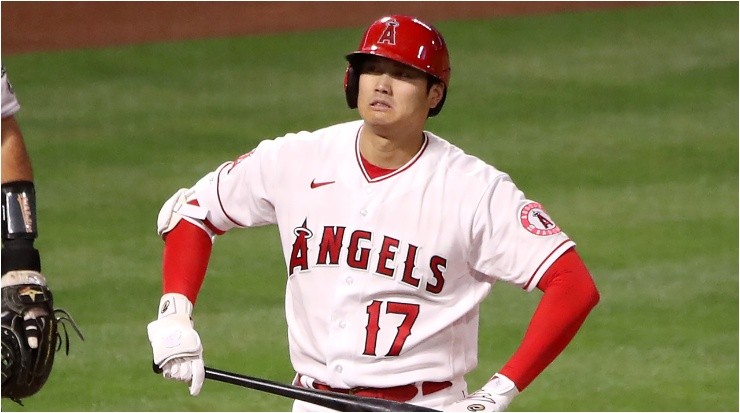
[427,74,442,93]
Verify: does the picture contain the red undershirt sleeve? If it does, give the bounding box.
[498,247,600,391]
[162,219,213,304]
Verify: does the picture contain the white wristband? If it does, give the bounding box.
[480,373,519,409]
[157,292,193,320]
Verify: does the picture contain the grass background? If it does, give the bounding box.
[1,2,737,411]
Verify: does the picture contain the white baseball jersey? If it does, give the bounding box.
[1,67,21,118]
[188,119,574,388]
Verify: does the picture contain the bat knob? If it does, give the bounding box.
[152,361,163,374]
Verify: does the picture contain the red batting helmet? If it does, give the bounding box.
[344,15,451,117]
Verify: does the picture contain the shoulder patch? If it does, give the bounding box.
[519,202,561,236]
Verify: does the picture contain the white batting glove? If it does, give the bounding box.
[147,293,205,396]
[445,374,519,412]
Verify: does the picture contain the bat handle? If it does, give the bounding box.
[204,366,441,412]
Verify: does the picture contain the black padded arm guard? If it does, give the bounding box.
[2,181,41,274]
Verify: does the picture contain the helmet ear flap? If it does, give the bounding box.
[344,65,359,109]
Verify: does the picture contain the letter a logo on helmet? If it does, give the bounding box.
[343,15,451,117]
[377,19,399,45]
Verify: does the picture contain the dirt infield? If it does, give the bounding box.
[1,1,657,55]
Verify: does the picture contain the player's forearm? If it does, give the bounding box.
[499,249,599,390]
[162,220,213,304]
[1,116,34,183]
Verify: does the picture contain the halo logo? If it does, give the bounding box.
[377,19,399,45]
[520,202,561,236]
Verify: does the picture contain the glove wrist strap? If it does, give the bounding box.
[484,373,519,395]
[157,293,194,319]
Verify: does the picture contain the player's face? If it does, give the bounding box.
[356,56,444,131]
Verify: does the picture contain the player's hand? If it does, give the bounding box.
[147,293,205,396]
[444,374,519,412]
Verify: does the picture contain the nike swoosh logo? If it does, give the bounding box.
[310,179,335,189]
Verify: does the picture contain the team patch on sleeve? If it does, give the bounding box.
[519,202,561,236]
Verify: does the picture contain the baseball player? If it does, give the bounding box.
[1,67,83,404]
[147,15,599,411]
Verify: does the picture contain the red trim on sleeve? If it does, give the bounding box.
[186,199,225,235]
[523,239,571,290]
[162,220,213,304]
[499,248,600,391]
[203,219,225,236]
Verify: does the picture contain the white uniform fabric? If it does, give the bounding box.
[1,68,21,118]
[189,119,574,389]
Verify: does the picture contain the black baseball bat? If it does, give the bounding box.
[204,366,440,412]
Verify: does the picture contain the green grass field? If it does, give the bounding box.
[1,3,737,411]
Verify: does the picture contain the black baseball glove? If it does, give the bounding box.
[1,271,83,405]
